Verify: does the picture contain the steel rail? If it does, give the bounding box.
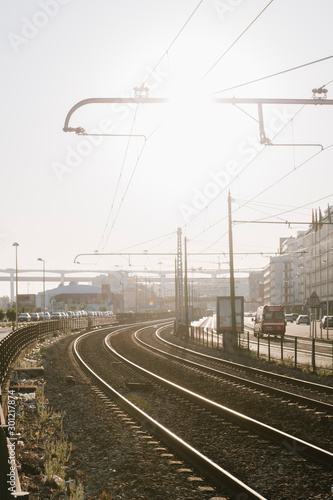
[164,328,333,395]
[105,325,333,467]
[73,324,267,499]
[137,327,333,414]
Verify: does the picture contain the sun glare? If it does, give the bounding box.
[164,81,219,145]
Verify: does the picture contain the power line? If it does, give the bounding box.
[98,104,140,251]
[212,55,333,95]
[103,139,147,248]
[237,143,333,214]
[117,231,176,252]
[183,103,307,233]
[201,0,274,82]
[234,193,333,223]
[97,1,206,251]
[187,135,333,250]
[194,143,333,250]
[142,0,205,87]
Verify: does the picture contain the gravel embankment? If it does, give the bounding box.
[16,331,230,499]
[13,325,333,499]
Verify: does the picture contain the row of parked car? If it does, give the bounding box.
[18,310,113,322]
[285,313,333,327]
[284,313,311,324]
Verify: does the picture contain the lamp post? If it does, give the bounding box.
[37,258,45,320]
[12,243,19,329]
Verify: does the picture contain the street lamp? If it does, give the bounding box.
[12,242,19,329]
[37,258,45,320]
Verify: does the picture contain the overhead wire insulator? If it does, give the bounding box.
[312,86,328,99]
[133,86,150,98]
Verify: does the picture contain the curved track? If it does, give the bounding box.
[74,323,265,499]
[73,322,333,499]
[142,326,333,414]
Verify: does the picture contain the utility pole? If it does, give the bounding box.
[176,228,184,334]
[226,192,237,351]
[184,237,189,339]
[175,259,178,332]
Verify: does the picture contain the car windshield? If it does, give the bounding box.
[264,311,283,320]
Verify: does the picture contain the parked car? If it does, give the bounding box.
[51,312,62,320]
[321,316,333,328]
[296,315,310,325]
[285,314,294,323]
[18,313,31,322]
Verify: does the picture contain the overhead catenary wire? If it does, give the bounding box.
[98,104,140,252]
[201,0,274,82]
[237,143,333,215]
[90,10,333,260]
[212,55,333,95]
[233,194,333,223]
[183,103,307,233]
[184,75,333,236]
[188,132,333,249]
[116,231,176,253]
[192,143,333,252]
[102,138,147,249]
[97,1,205,253]
[142,0,205,87]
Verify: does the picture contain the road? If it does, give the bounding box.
[244,317,332,340]
[192,315,333,370]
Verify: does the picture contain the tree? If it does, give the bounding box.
[98,306,107,312]
[6,308,16,326]
[0,309,5,322]
[0,295,10,309]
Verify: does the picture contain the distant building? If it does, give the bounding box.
[247,271,264,310]
[37,283,113,312]
[262,204,333,316]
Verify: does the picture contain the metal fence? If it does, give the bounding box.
[190,326,333,373]
[0,317,115,499]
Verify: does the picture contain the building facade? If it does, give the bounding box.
[263,206,333,316]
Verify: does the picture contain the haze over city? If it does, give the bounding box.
[2,0,333,298]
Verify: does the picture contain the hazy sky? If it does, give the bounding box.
[1,0,333,297]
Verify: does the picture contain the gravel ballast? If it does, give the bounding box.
[15,331,229,499]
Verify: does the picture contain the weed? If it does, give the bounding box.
[36,385,52,423]
[99,491,112,500]
[68,481,85,500]
[39,345,50,358]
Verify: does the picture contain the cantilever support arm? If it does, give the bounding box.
[74,251,178,263]
[63,97,169,132]
[64,96,333,144]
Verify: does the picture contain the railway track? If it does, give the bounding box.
[141,326,333,415]
[73,322,333,499]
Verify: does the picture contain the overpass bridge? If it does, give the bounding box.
[0,268,250,302]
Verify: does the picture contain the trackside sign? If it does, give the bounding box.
[216,296,244,333]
